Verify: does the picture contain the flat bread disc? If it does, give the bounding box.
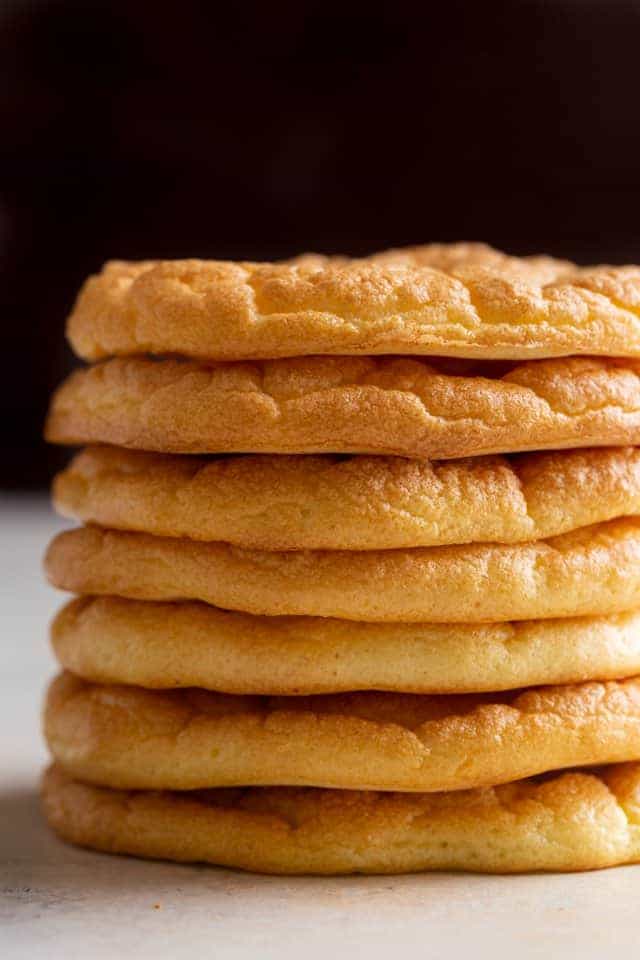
[41,763,640,875]
[65,251,640,362]
[44,673,640,793]
[45,519,640,622]
[45,356,640,460]
[53,445,640,550]
[52,597,640,695]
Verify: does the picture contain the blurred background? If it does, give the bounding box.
[2,0,639,489]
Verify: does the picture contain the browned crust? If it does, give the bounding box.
[45,355,640,459]
[365,243,575,279]
[44,519,640,623]
[43,672,640,793]
[53,445,640,550]
[52,597,640,695]
[41,763,640,875]
[65,247,640,362]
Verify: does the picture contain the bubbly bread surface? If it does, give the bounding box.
[45,519,640,622]
[42,763,640,875]
[52,597,640,695]
[54,446,640,550]
[365,243,575,279]
[65,247,640,362]
[44,672,640,792]
[45,356,640,459]
[45,240,640,876]
[286,243,573,278]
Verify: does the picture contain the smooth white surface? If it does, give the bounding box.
[1,496,639,959]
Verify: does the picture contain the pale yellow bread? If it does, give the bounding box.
[54,445,640,550]
[44,520,640,623]
[44,673,640,792]
[42,763,640,875]
[52,597,640,695]
[64,249,640,362]
[45,356,640,459]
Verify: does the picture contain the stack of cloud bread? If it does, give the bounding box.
[42,243,640,875]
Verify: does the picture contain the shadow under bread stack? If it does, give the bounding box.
[42,243,640,875]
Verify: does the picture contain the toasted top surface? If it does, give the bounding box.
[65,243,640,361]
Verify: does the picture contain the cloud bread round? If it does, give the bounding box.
[45,520,640,623]
[64,250,640,362]
[44,672,640,792]
[42,763,640,874]
[54,446,640,550]
[52,597,640,695]
[44,356,640,459]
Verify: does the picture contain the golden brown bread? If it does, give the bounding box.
[45,355,640,459]
[46,357,640,459]
[365,242,575,279]
[44,672,640,793]
[44,519,640,622]
[42,764,640,875]
[44,240,640,877]
[52,597,640,695]
[54,445,640,550]
[64,251,640,362]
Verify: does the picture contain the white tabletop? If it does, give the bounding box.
[2,496,639,959]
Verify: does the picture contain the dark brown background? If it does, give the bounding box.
[2,0,639,488]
